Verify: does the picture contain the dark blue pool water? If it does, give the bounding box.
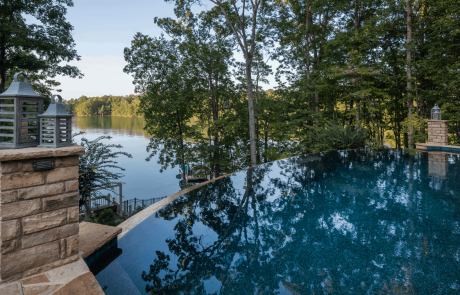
[96,149,460,294]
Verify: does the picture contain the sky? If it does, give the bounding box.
[54,0,276,100]
[55,0,176,99]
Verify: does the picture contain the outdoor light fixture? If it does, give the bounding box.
[0,72,44,149]
[38,95,73,148]
[431,104,442,120]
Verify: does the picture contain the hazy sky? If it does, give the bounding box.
[56,0,176,99]
[55,0,275,99]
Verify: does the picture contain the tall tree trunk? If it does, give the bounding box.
[349,100,354,126]
[210,74,220,179]
[314,47,319,116]
[213,0,260,168]
[255,68,260,163]
[356,102,360,128]
[306,2,311,120]
[418,7,425,142]
[264,130,268,163]
[178,116,186,186]
[246,61,257,167]
[354,0,360,128]
[407,0,414,148]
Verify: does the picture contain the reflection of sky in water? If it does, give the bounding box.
[72,116,181,201]
[96,149,460,294]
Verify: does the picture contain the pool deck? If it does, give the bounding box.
[0,222,122,295]
[0,253,105,295]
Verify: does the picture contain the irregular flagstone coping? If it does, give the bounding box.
[0,145,85,161]
[117,171,240,239]
[0,255,104,295]
[79,222,122,259]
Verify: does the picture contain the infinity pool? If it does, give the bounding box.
[96,149,460,294]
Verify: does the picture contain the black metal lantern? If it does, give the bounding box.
[0,73,44,149]
[38,95,73,148]
[431,104,442,120]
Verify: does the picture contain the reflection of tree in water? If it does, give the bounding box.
[142,150,460,294]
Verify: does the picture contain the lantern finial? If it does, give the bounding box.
[13,72,28,83]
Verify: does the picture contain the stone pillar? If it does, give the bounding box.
[427,120,449,145]
[428,152,449,178]
[0,145,85,283]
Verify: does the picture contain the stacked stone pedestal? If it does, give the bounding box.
[427,120,449,145]
[0,146,85,283]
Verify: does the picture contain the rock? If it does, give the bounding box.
[18,183,65,200]
[22,223,79,249]
[65,179,79,192]
[1,171,45,190]
[1,241,60,279]
[22,209,67,235]
[43,192,79,212]
[46,166,79,184]
[2,199,42,221]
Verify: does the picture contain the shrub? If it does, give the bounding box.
[316,122,368,151]
[91,208,126,226]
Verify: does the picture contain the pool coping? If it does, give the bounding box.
[116,170,241,239]
[415,143,460,152]
[79,222,122,259]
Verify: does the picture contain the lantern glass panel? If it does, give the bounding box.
[58,118,71,144]
[21,100,40,142]
[0,98,15,143]
[40,118,56,145]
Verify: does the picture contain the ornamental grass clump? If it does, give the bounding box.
[316,122,368,151]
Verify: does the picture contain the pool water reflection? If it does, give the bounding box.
[96,149,460,294]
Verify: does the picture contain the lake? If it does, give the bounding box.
[72,116,182,202]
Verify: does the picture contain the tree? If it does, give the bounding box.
[0,0,82,93]
[406,0,414,147]
[168,0,273,167]
[76,134,132,220]
[154,9,237,179]
[124,34,200,182]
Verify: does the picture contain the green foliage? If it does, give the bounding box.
[0,0,82,93]
[75,133,132,219]
[65,95,142,117]
[133,205,147,215]
[121,0,459,180]
[316,122,368,151]
[91,209,126,226]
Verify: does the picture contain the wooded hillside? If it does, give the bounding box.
[65,95,142,117]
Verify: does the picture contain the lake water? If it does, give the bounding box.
[72,116,181,201]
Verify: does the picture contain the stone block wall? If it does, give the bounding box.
[428,120,449,145]
[0,146,85,283]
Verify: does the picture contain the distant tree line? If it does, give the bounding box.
[65,95,143,117]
